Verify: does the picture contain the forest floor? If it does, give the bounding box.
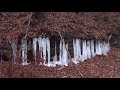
[0,47,120,78]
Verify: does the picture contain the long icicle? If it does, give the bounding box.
[82,40,87,61]
[73,39,78,64]
[42,37,47,61]
[21,38,28,66]
[91,40,95,57]
[76,39,79,60]
[86,40,91,58]
[95,40,99,55]
[46,37,50,66]
[78,39,82,61]
[33,38,38,63]
[76,39,81,63]
[61,39,68,66]
[38,37,43,59]
[59,39,62,65]
[11,41,17,63]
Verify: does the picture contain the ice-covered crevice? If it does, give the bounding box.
[21,38,29,66]
[11,41,17,63]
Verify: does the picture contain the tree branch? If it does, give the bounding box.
[25,12,33,39]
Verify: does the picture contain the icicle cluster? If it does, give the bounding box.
[21,38,28,66]
[72,39,110,64]
[11,37,110,67]
[32,37,50,66]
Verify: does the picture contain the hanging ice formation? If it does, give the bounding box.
[91,40,95,57]
[72,39,82,64]
[21,38,28,66]
[72,39,110,64]
[46,37,50,66]
[11,41,17,63]
[61,39,68,66]
[33,38,38,61]
[86,40,91,59]
[19,36,110,67]
[38,37,43,59]
[82,40,87,61]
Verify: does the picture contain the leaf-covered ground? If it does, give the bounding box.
[0,47,120,78]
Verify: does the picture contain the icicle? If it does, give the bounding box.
[76,39,81,62]
[102,41,107,55]
[91,40,95,57]
[76,39,79,60]
[61,39,68,66]
[38,37,43,58]
[78,39,82,61]
[46,37,51,66]
[72,39,79,64]
[82,40,87,61]
[95,41,99,55]
[42,37,47,60]
[86,40,91,58]
[98,41,102,55]
[11,41,17,63]
[59,39,62,65]
[96,40,103,55]
[21,38,28,66]
[33,38,38,60]
[73,39,76,61]
[101,41,104,55]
